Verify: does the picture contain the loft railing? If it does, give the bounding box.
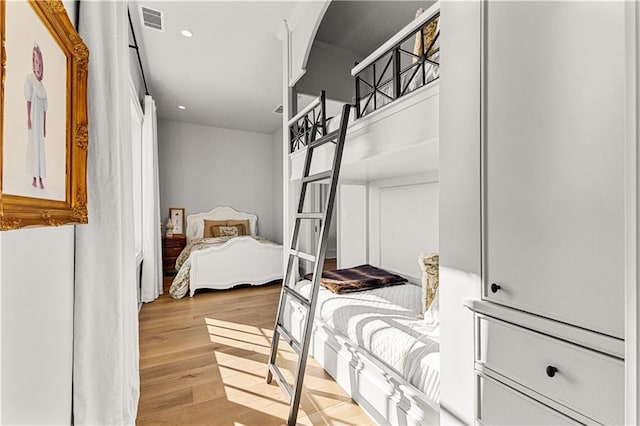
[288,91,327,153]
[352,5,440,119]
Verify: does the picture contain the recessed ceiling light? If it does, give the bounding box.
[178,105,186,110]
[181,30,193,38]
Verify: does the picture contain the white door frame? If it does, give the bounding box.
[625,2,639,424]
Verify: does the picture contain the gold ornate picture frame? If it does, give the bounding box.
[0,0,88,230]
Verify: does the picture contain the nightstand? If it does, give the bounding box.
[162,235,186,275]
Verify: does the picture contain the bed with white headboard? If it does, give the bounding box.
[171,206,283,297]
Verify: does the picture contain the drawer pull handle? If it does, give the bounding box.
[546,366,558,378]
[490,283,501,293]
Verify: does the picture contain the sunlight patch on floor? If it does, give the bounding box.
[203,317,361,424]
[138,281,372,424]
[205,317,274,337]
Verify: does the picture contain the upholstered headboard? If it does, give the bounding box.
[186,206,258,242]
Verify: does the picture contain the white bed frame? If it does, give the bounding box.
[287,303,440,425]
[310,323,440,425]
[185,206,283,296]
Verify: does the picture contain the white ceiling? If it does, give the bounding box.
[130,1,295,134]
[130,1,433,135]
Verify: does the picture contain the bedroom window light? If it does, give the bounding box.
[180,29,193,38]
[178,105,186,110]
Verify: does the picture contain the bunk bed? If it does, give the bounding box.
[282,5,441,424]
[284,257,441,425]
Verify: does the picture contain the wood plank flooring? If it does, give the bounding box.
[137,276,372,425]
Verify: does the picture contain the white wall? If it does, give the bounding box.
[438,1,482,424]
[0,2,77,423]
[337,184,368,268]
[1,228,74,425]
[296,41,364,103]
[158,120,279,242]
[369,173,439,283]
[271,126,284,244]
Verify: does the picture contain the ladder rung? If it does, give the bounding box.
[302,171,332,184]
[289,249,316,263]
[276,323,301,353]
[296,212,324,220]
[308,129,339,149]
[283,285,310,307]
[268,364,292,401]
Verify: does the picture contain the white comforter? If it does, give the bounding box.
[169,236,267,299]
[289,280,440,403]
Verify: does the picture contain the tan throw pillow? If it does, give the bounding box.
[210,225,223,237]
[227,219,251,235]
[219,226,239,237]
[203,220,226,238]
[413,11,439,62]
[419,253,439,312]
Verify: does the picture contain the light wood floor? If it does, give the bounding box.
[137,275,372,425]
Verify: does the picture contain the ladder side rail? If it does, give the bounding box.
[286,104,352,426]
[267,141,316,384]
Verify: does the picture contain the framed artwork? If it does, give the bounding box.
[0,0,89,230]
[169,207,185,236]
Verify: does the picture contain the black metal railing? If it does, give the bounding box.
[354,11,440,119]
[289,91,327,153]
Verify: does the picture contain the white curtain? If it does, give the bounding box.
[141,96,163,302]
[74,1,139,424]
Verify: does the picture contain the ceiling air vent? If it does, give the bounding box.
[140,6,164,31]
[273,104,284,114]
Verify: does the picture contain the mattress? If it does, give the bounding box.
[286,280,440,403]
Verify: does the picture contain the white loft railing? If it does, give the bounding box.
[352,3,440,118]
[288,91,327,153]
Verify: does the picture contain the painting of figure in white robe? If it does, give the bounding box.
[25,44,48,190]
[2,0,67,202]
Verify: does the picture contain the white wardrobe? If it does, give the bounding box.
[468,1,626,424]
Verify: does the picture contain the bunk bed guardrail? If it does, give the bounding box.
[288,90,327,153]
[352,4,440,119]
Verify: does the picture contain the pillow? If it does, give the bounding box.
[232,224,247,236]
[209,225,223,237]
[419,253,439,312]
[227,219,251,236]
[219,226,239,237]
[413,9,439,61]
[423,288,439,327]
[203,220,227,238]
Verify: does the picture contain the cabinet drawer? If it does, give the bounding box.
[163,246,183,257]
[477,317,623,424]
[478,375,579,425]
[163,258,177,270]
[163,237,185,248]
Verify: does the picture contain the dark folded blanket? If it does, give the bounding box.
[304,264,407,294]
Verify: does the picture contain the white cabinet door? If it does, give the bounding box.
[483,1,625,338]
